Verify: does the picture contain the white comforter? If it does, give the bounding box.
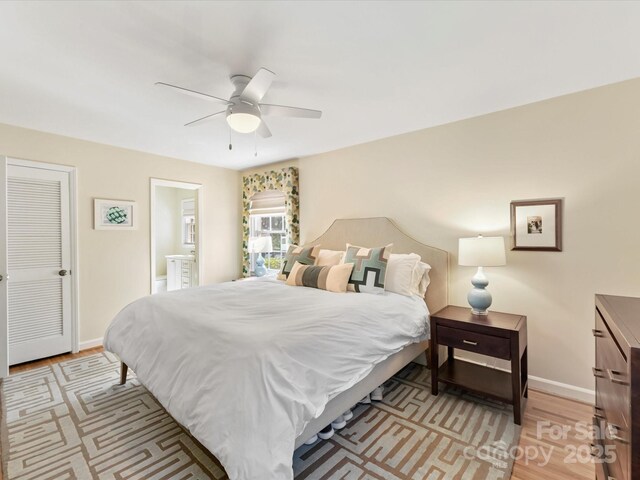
[104,279,429,479]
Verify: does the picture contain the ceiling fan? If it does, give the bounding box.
[156,67,322,138]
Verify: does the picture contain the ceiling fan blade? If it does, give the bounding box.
[257,120,272,138]
[240,67,276,104]
[156,82,232,105]
[260,103,322,119]
[184,110,226,127]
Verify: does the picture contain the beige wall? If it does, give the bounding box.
[0,123,240,342]
[296,79,640,392]
[5,77,639,390]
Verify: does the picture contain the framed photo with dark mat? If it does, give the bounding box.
[510,198,562,251]
[94,198,137,230]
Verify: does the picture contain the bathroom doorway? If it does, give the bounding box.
[150,179,203,294]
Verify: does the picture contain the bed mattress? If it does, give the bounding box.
[104,278,429,479]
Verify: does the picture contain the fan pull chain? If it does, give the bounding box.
[228,128,233,151]
[254,131,258,157]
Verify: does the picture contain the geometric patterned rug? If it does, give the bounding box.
[0,352,520,479]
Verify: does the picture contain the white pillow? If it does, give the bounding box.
[411,261,432,297]
[385,253,421,296]
[316,249,345,266]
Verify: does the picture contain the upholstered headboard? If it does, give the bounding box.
[305,217,449,314]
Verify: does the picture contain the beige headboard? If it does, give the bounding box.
[305,217,449,314]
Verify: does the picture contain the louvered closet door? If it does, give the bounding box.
[7,164,72,365]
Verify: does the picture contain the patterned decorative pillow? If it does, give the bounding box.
[277,244,320,280]
[286,261,354,293]
[343,243,393,294]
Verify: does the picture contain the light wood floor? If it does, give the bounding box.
[511,389,594,480]
[2,348,594,480]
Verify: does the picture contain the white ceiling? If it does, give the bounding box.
[1,1,640,170]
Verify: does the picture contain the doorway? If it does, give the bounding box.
[150,179,203,294]
[0,157,78,376]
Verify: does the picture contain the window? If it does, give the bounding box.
[249,190,286,273]
[182,198,196,246]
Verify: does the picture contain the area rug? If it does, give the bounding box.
[0,352,520,479]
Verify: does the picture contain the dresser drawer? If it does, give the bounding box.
[437,325,511,360]
[595,453,608,480]
[593,416,610,480]
[594,310,630,480]
[606,420,629,480]
[595,408,629,480]
[601,438,627,480]
[595,312,630,423]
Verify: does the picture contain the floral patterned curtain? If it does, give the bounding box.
[242,167,299,276]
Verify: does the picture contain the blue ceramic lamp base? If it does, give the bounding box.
[467,266,492,315]
[254,253,267,277]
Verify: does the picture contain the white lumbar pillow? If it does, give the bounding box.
[411,261,432,298]
[385,253,421,296]
[316,249,345,267]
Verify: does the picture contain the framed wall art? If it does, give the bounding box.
[94,198,137,230]
[510,198,562,251]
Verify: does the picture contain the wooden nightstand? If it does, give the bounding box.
[430,305,528,425]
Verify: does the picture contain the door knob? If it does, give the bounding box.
[58,270,68,277]
[0,274,2,282]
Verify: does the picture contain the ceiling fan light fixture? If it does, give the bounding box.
[226,112,261,133]
[158,67,322,137]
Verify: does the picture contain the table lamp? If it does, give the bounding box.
[248,236,273,277]
[458,235,506,315]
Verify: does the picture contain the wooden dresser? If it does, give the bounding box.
[594,294,640,480]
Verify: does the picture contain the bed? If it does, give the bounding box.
[104,217,448,479]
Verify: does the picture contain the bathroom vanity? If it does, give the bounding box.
[166,255,197,291]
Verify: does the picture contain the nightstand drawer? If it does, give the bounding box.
[437,325,511,360]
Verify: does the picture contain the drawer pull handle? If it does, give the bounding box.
[607,423,629,444]
[593,406,605,419]
[607,369,630,386]
[462,340,478,346]
[592,367,604,378]
[592,329,604,337]
[589,443,599,457]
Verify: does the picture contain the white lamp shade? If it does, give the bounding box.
[458,236,506,267]
[248,236,273,253]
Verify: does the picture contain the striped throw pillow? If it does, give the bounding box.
[286,262,354,293]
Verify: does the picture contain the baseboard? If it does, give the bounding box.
[528,375,594,404]
[79,337,103,350]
